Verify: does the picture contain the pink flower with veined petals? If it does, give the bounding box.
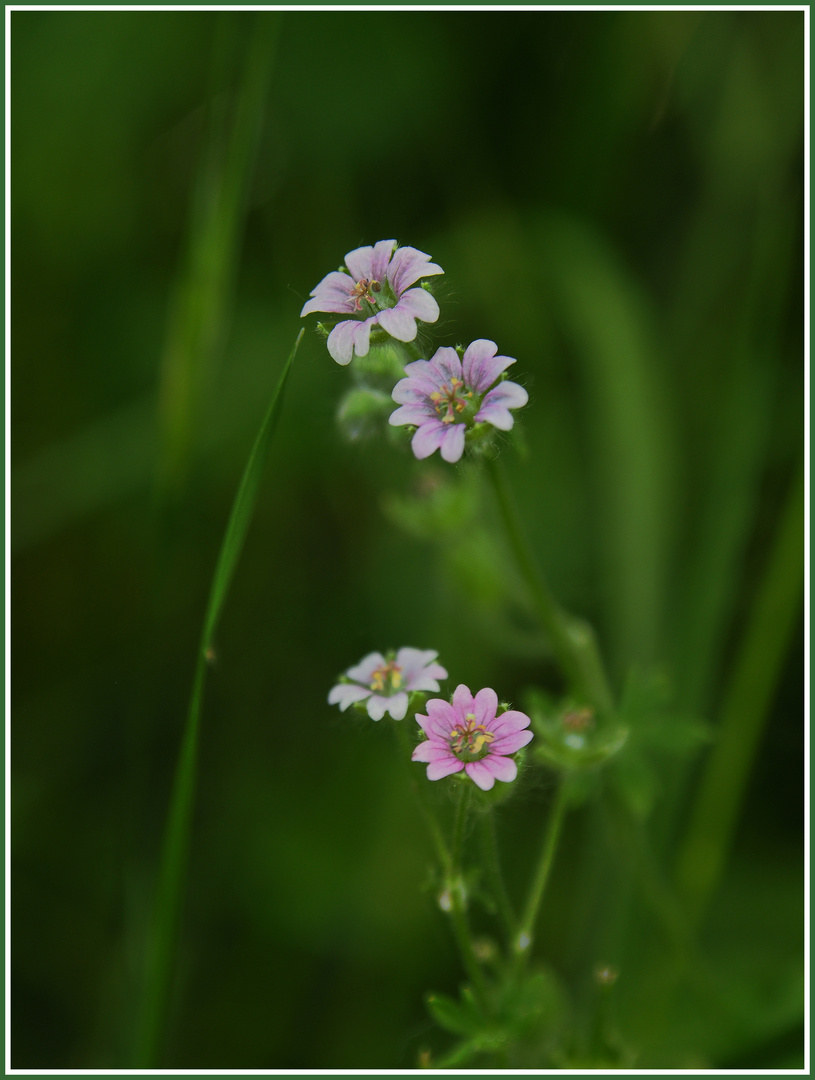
[412,684,534,791]
[389,340,529,463]
[328,647,448,721]
[301,240,443,365]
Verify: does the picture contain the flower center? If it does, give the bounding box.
[450,712,495,762]
[349,277,381,311]
[369,661,403,695]
[429,378,474,424]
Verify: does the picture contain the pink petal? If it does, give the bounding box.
[473,687,499,726]
[425,698,459,737]
[411,421,446,459]
[386,245,444,295]
[481,754,518,784]
[327,319,372,365]
[376,304,418,342]
[490,728,534,755]
[439,423,466,463]
[430,347,463,386]
[396,287,440,324]
[412,740,455,764]
[475,381,528,429]
[465,760,496,791]
[490,709,532,738]
[389,403,435,427]
[300,271,356,316]
[462,339,516,392]
[344,240,395,283]
[427,757,465,781]
[451,684,475,718]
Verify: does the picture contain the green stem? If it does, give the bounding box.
[393,719,453,876]
[479,809,518,943]
[516,778,570,961]
[448,783,491,1010]
[484,456,614,715]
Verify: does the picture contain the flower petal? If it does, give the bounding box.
[377,303,418,342]
[490,728,535,755]
[427,757,465,781]
[424,697,459,737]
[476,381,528,429]
[490,709,532,737]
[431,346,463,386]
[411,420,447,459]
[462,339,516,392]
[473,687,499,727]
[366,694,391,721]
[327,319,366,365]
[386,245,444,295]
[389,403,435,428]
[465,760,496,791]
[481,754,518,784]
[439,423,466,463]
[346,652,385,683]
[344,240,395,283]
[412,740,455,764]
[327,684,371,710]
[384,692,409,720]
[300,271,356,316]
[397,287,440,324]
[451,684,475,718]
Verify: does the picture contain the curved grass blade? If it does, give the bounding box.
[135,330,302,1066]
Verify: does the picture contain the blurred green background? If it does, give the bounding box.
[12,8,804,1070]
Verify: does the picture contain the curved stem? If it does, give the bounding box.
[479,809,518,943]
[485,456,614,715]
[393,719,453,876]
[448,783,491,1010]
[516,778,569,962]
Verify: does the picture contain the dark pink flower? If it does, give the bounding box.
[389,340,528,462]
[412,684,533,791]
[300,240,443,365]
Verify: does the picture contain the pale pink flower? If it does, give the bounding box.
[389,340,528,463]
[301,240,443,365]
[412,684,533,791]
[328,647,447,721]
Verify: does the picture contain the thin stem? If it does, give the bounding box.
[479,809,518,943]
[516,778,570,961]
[393,719,453,876]
[447,783,491,1011]
[485,456,614,715]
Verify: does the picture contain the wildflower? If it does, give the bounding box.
[389,340,528,463]
[412,684,533,791]
[300,239,443,365]
[328,647,448,721]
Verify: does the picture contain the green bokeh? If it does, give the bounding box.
[12,9,803,1069]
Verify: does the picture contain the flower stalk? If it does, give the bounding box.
[485,455,614,715]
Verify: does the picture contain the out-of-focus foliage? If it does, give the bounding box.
[12,9,803,1069]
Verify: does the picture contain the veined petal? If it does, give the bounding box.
[481,755,518,784]
[439,423,466,463]
[464,760,496,791]
[327,320,361,365]
[462,339,516,392]
[300,271,356,316]
[490,709,532,737]
[479,380,529,413]
[451,684,475,718]
[389,403,435,427]
[490,728,535,755]
[427,757,465,781]
[425,697,459,736]
[387,245,444,295]
[370,239,398,282]
[412,741,455,764]
[473,687,499,727]
[376,304,418,342]
[431,346,463,386]
[344,240,395,283]
[411,421,447,459]
[397,287,440,324]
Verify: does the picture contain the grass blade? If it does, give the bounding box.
[135,330,302,1066]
